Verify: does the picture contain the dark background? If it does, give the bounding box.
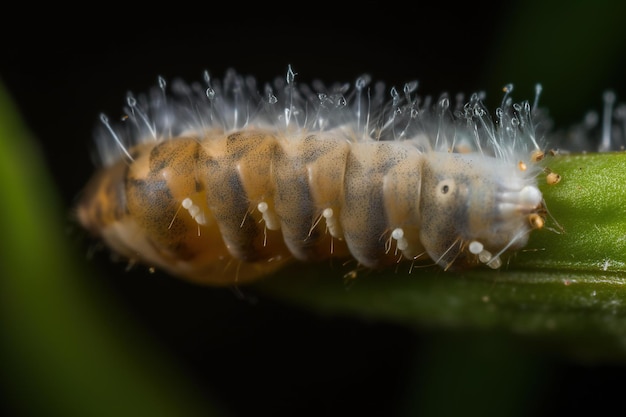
[3,1,626,416]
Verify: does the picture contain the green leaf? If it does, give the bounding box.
[0,81,220,417]
[516,152,626,271]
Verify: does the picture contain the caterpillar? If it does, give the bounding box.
[76,66,548,286]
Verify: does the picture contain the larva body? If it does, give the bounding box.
[77,68,546,286]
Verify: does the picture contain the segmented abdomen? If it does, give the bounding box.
[77,127,437,284]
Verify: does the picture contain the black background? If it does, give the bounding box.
[3,1,626,416]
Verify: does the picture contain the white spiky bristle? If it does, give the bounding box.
[94,66,547,170]
[555,89,626,152]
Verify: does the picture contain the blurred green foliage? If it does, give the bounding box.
[0,83,219,417]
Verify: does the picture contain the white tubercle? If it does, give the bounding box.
[322,208,343,239]
[391,228,409,251]
[468,240,484,255]
[182,197,207,226]
[486,256,502,269]
[257,201,281,230]
[499,185,542,216]
[478,249,492,264]
[519,185,542,206]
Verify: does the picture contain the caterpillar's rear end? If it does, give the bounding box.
[76,68,547,286]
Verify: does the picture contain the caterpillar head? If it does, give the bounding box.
[419,152,544,270]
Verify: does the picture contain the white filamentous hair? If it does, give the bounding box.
[556,90,626,153]
[94,66,548,171]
